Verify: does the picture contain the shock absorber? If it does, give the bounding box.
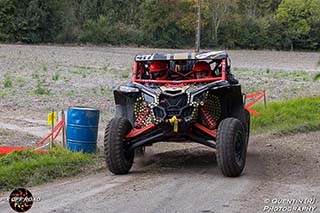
[134,105,150,128]
[200,107,217,129]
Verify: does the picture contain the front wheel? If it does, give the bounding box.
[104,117,134,174]
[216,117,247,177]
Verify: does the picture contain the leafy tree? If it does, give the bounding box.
[0,0,320,50]
[238,0,273,17]
[271,0,282,12]
[140,0,192,47]
[276,0,320,50]
[0,0,16,41]
[205,0,238,46]
[107,0,142,25]
[0,0,68,43]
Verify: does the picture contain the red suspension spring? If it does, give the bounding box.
[200,108,217,129]
[134,106,150,128]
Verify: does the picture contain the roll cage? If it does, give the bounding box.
[132,51,230,85]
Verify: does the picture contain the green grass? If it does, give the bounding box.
[0,147,98,191]
[251,97,320,134]
[42,65,48,72]
[70,67,89,78]
[52,72,60,81]
[32,71,39,79]
[271,70,310,81]
[1,89,8,97]
[34,79,50,95]
[3,75,13,88]
[16,77,26,87]
[121,73,129,78]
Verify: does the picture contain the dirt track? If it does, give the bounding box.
[1,132,319,212]
[0,45,320,212]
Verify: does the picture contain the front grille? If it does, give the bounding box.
[153,106,166,120]
[159,94,188,117]
[181,106,194,120]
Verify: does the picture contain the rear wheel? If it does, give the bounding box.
[216,118,247,177]
[104,117,134,174]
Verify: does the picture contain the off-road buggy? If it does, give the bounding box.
[104,51,250,177]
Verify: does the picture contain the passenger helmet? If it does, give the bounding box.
[150,61,168,80]
[192,61,211,79]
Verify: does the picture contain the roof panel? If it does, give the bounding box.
[135,51,228,61]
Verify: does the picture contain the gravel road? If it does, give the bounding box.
[1,132,319,212]
[0,45,320,212]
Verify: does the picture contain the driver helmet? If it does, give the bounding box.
[150,61,168,80]
[192,61,211,79]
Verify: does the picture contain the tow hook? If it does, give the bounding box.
[168,116,180,133]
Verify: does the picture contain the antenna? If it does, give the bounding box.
[195,0,202,52]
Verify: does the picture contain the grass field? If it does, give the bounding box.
[251,96,320,134]
[0,147,103,191]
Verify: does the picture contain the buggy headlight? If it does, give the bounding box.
[119,86,139,93]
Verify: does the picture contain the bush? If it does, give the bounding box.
[79,16,114,44]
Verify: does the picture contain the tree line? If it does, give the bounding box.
[0,0,320,50]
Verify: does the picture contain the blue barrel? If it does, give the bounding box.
[66,107,100,153]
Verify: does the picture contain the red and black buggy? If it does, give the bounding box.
[104,51,250,177]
